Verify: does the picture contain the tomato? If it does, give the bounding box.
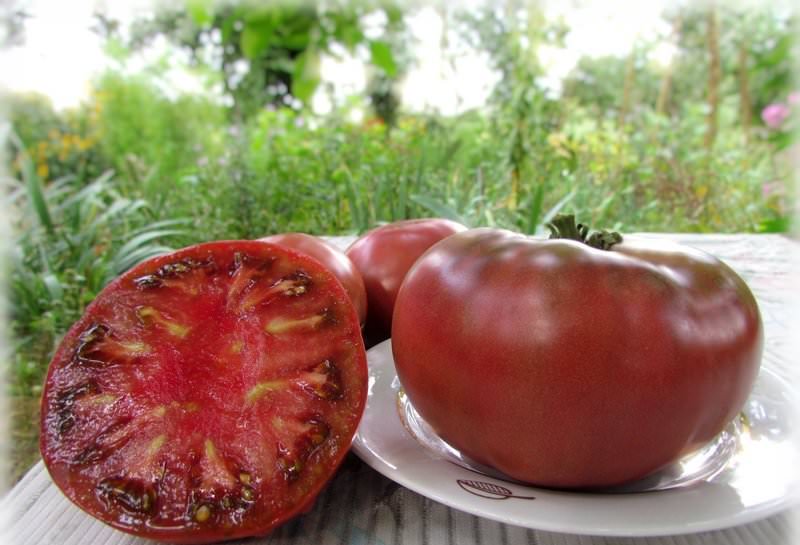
[260,233,367,326]
[345,218,467,344]
[391,215,762,489]
[40,240,368,543]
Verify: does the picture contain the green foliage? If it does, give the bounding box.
[4,92,107,183]
[5,134,189,396]
[91,71,226,197]
[563,51,661,119]
[126,0,402,118]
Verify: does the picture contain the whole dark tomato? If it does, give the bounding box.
[391,215,762,489]
[260,232,367,326]
[40,240,368,543]
[346,218,467,344]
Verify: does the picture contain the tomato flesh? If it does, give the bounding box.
[41,241,367,543]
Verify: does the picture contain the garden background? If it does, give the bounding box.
[1,0,797,489]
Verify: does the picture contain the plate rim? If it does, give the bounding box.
[352,339,799,537]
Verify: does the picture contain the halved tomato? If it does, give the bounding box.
[40,241,368,543]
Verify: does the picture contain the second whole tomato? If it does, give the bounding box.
[345,218,467,344]
[391,215,762,489]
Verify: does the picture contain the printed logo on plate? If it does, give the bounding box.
[456,479,536,500]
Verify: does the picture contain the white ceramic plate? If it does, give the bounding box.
[352,340,799,537]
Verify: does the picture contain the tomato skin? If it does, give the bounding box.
[40,240,368,544]
[391,229,763,489]
[345,218,467,344]
[260,233,368,325]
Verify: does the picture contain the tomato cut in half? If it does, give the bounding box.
[40,241,368,544]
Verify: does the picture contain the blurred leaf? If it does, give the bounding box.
[112,229,185,272]
[292,49,321,102]
[335,21,364,50]
[7,130,55,235]
[241,21,273,59]
[768,130,794,151]
[526,183,545,234]
[369,40,397,77]
[187,0,213,26]
[42,273,64,300]
[410,194,469,226]
[104,37,131,63]
[110,244,174,279]
[341,167,367,232]
[283,30,311,49]
[539,190,576,232]
[758,216,790,233]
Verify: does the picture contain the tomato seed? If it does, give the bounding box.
[97,477,156,515]
[136,306,190,338]
[264,312,327,335]
[195,504,212,523]
[300,360,342,400]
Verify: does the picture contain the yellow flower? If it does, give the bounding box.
[546,132,572,159]
[36,162,49,180]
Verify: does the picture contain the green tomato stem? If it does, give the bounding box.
[546,214,623,250]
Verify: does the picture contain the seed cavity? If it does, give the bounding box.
[227,253,274,308]
[275,416,331,482]
[97,476,156,515]
[270,272,312,297]
[74,324,150,366]
[277,446,303,482]
[134,258,216,290]
[264,310,329,335]
[237,271,312,312]
[54,381,99,435]
[298,360,342,400]
[75,324,111,365]
[75,418,133,464]
[136,306,190,338]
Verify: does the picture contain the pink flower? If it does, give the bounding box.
[761,103,790,129]
[788,91,800,106]
[762,180,784,199]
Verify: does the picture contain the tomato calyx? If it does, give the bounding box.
[546,214,623,250]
